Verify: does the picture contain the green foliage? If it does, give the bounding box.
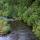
[0,0,40,39]
[14,0,40,39]
[0,18,11,34]
[32,21,40,40]
[0,0,16,17]
[15,0,40,26]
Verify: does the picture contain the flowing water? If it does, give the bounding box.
[0,20,37,40]
[16,22,36,40]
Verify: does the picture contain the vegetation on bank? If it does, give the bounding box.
[0,0,40,39]
[0,17,12,35]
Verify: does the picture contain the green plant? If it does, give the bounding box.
[0,18,11,34]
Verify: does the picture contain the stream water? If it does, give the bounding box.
[0,26,36,40]
[0,20,37,40]
[0,30,17,40]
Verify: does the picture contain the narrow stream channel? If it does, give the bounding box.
[0,21,37,40]
[16,21,36,40]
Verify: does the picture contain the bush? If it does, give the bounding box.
[0,17,11,34]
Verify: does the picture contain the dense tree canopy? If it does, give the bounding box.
[0,0,40,39]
